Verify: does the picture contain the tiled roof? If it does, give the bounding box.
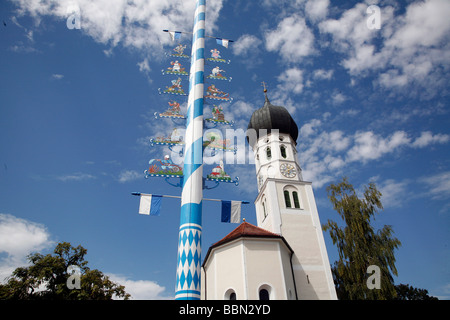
[211,221,282,248]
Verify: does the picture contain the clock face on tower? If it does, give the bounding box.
[280,163,296,178]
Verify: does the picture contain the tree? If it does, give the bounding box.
[323,177,401,299]
[0,242,130,300]
[395,284,438,300]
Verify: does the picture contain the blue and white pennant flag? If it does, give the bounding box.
[216,38,229,48]
[221,200,241,223]
[169,31,182,41]
[139,194,162,216]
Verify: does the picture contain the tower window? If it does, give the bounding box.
[293,191,300,209]
[259,289,270,300]
[229,292,236,300]
[280,145,287,158]
[283,186,302,209]
[262,201,267,221]
[266,147,272,160]
[284,190,291,208]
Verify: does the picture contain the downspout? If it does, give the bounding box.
[203,266,207,300]
[290,251,298,300]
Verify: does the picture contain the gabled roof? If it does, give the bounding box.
[212,221,282,247]
[202,221,293,267]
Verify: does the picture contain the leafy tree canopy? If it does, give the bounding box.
[324,177,401,299]
[0,242,130,300]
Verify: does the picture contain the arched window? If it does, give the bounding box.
[293,191,300,209]
[224,288,237,300]
[284,190,291,208]
[266,147,272,160]
[259,289,270,300]
[280,145,287,158]
[283,186,302,209]
[262,200,267,220]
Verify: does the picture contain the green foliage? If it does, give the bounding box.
[324,177,402,300]
[395,283,438,300]
[0,242,130,300]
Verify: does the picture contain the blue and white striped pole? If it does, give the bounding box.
[175,0,206,300]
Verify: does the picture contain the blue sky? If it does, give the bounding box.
[0,0,449,299]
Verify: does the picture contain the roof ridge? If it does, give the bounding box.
[211,221,281,248]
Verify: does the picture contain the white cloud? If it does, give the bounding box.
[331,91,347,105]
[118,170,141,183]
[232,34,262,57]
[346,131,411,163]
[299,126,450,188]
[265,14,315,63]
[277,67,304,94]
[385,0,450,50]
[11,0,224,55]
[313,69,334,80]
[300,119,321,137]
[0,213,53,283]
[56,172,96,182]
[137,58,150,73]
[305,0,329,22]
[376,178,410,208]
[51,74,64,80]
[108,273,172,300]
[318,0,450,97]
[421,171,450,200]
[412,131,450,148]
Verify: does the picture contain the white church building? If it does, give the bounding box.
[200,93,338,300]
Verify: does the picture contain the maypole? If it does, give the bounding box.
[174,0,206,300]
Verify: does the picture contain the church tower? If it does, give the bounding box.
[201,89,337,300]
[246,90,337,300]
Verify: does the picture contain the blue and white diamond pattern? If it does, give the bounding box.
[175,224,202,299]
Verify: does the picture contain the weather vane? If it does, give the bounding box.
[261,81,268,93]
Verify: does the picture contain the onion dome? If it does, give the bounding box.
[247,91,299,144]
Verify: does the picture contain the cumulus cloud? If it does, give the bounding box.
[10,0,224,55]
[412,131,450,148]
[318,0,450,97]
[265,14,315,63]
[277,67,304,94]
[232,34,262,57]
[346,131,411,163]
[305,0,329,22]
[108,273,172,300]
[0,213,53,282]
[299,119,450,187]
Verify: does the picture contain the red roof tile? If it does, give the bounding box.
[211,221,282,248]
